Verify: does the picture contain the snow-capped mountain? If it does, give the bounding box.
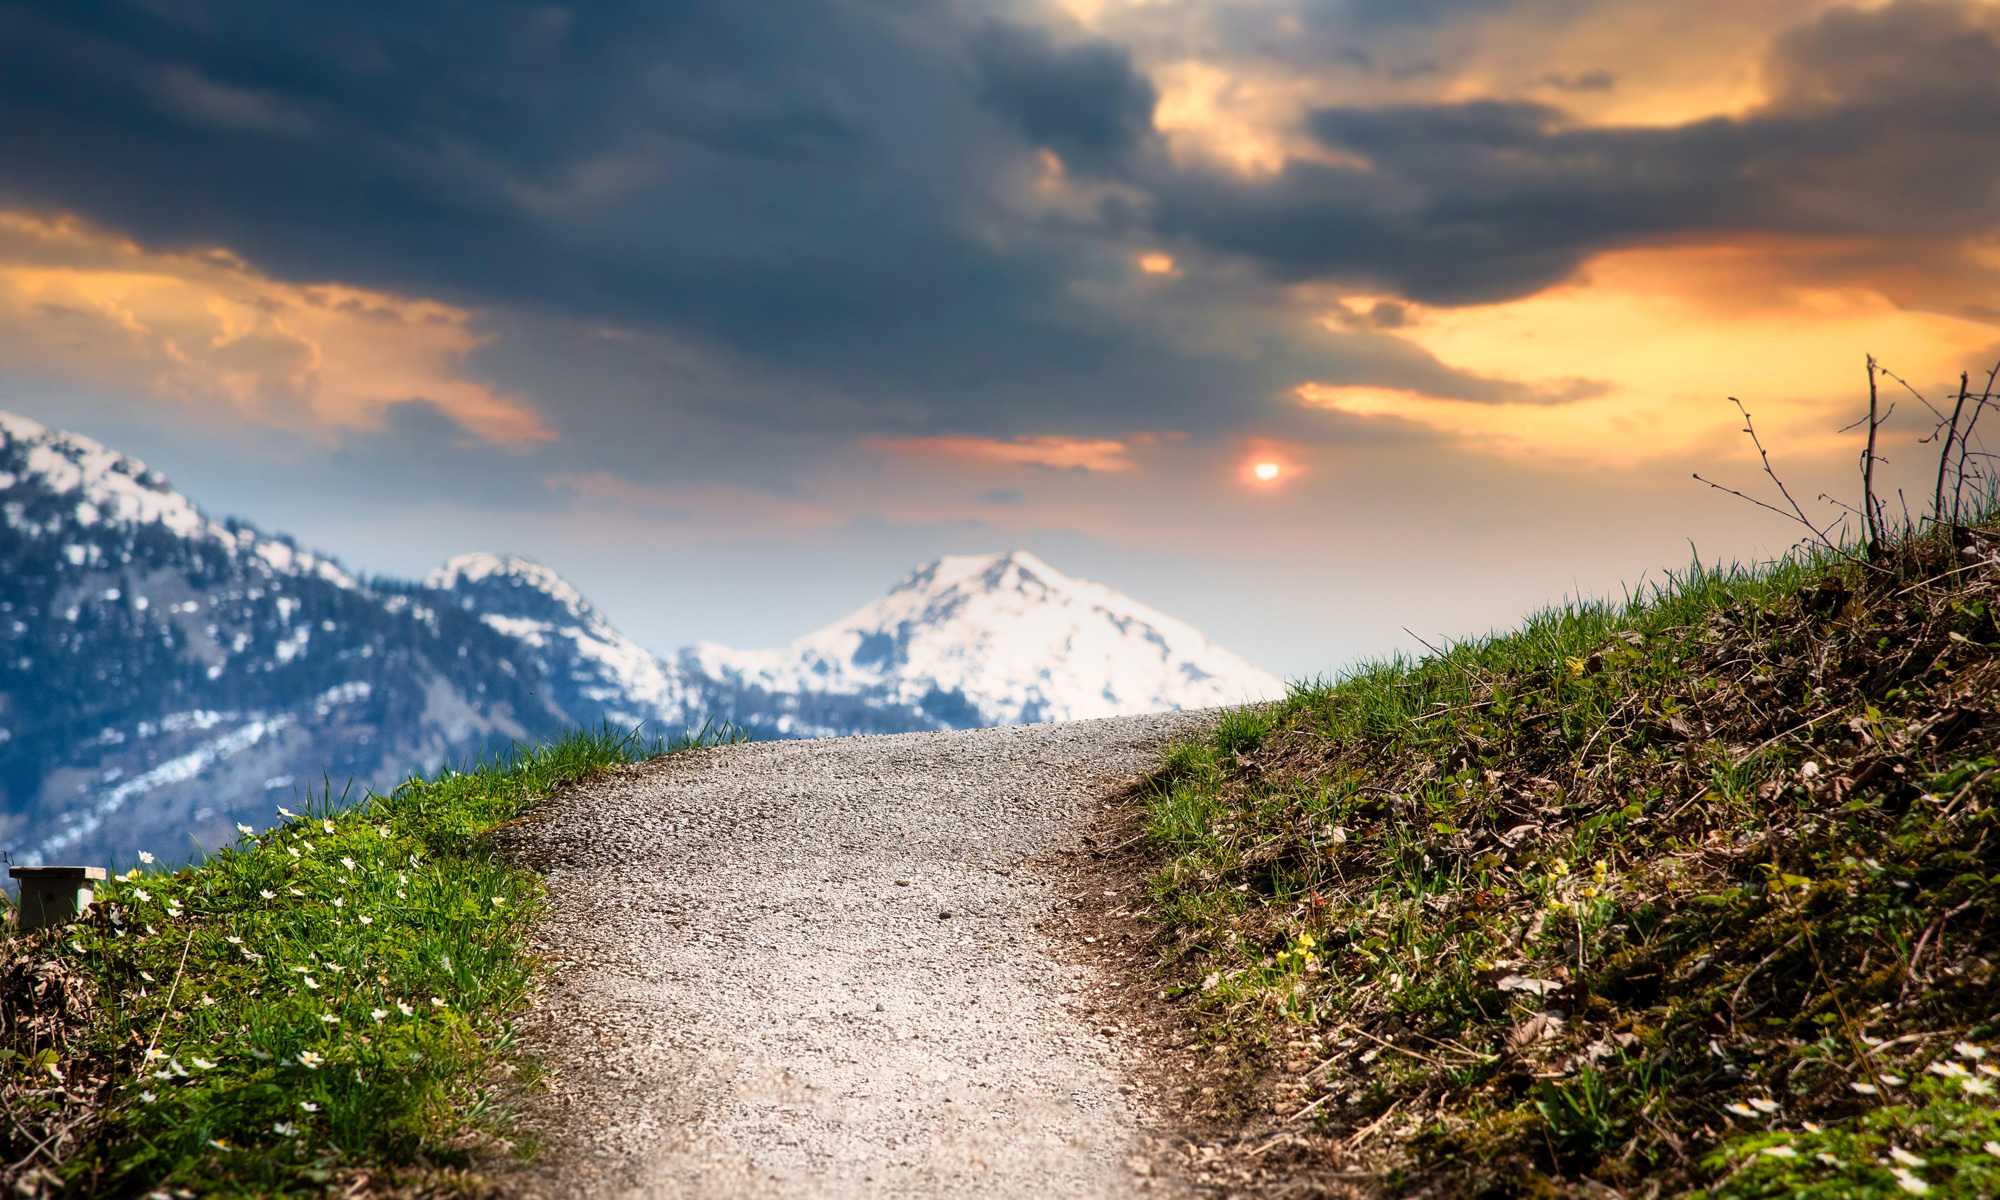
[684,551,1281,732]
[2,410,1282,866]
[0,413,573,867]
[422,553,697,731]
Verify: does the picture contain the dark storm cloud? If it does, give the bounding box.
[969,21,1159,174]
[1150,0,2000,306]
[0,0,1312,436]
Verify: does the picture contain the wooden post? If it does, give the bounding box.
[9,866,108,934]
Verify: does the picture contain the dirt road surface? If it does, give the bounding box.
[501,712,1214,1199]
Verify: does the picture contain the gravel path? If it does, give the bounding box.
[501,711,1216,1199]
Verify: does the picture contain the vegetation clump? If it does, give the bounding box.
[1143,523,2000,1196]
[0,722,736,1198]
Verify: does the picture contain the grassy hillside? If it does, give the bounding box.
[1140,524,2000,1197]
[0,723,739,1198]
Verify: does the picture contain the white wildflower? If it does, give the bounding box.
[143,1047,164,1062]
[322,819,334,834]
[396,1002,414,1017]
[260,890,275,900]
[431,996,446,1007]
[1761,1145,1797,1158]
[1894,1169,1929,1195]
[377,826,391,838]
[1928,1061,1970,1078]
[287,848,300,859]
[272,1121,296,1136]
[209,1138,229,1151]
[278,807,296,818]
[138,851,155,864]
[340,857,356,871]
[1985,1140,2000,1158]
[1817,1153,1842,1167]
[492,896,506,906]
[140,970,155,982]
[134,889,151,902]
[319,1014,339,1024]
[288,888,303,897]
[237,823,254,836]
[1957,1042,1989,1061]
[358,914,373,925]
[1962,1077,1994,1096]
[297,1051,323,1069]
[226,935,242,945]
[301,840,314,851]
[1890,1148,1927,1168]
[302,976,319,989]
[300,1100,319,1112]
[189,1057,214,1070]
[1883,1075,1906,1086]
[1803,1121,1823,1133]
[1749,1098,1781,1114]
[1725,1103,1758,1117]
[332,896,344,908]
[1851,1082,1879,1095]
[372,1009,388,1023]
[139,1090,156,1103]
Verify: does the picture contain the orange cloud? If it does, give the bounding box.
[864,433,1137,472]
[1301,242,2000,464]
[0,210,548,444]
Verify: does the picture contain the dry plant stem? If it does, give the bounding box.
[1402,627,1488,690]
[1865,355,1885,560]
[1936,373,1970,522]
[142,930,195,1069]
[1340,1096,1407,1149]
[1947,361,2000,525]
[1801,925,1889,1097]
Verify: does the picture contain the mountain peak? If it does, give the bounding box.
[0,409,209,538]
[898,550,1062,597]
[424,553,595,622]
[699,549,1283,727]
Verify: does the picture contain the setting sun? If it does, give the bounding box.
[1252,461,1281,481]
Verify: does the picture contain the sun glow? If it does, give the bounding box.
[1252,461,1281,482]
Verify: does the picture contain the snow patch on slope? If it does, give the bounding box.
[424,553,695,727]
[0,410,360,590]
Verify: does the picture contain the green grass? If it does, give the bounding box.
[4,721,742,1197]
[1140,525,2000,1196]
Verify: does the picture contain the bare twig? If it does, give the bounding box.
[1864,356,1886,561]
[1802,926,1891,1098]
[1935,373,1969,522]
[142,930,196,1069]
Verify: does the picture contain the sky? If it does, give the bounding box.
[4,0,2000,680]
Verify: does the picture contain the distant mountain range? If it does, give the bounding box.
[1,411,1282,866]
